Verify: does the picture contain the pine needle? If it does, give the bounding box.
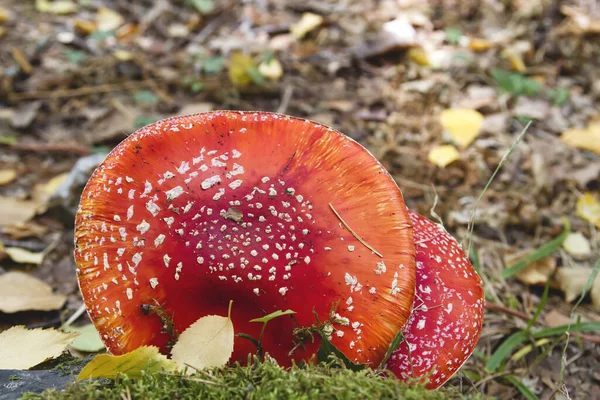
[328,203,383,258]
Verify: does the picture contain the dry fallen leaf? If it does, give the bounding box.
[0,326,78,369]
[0,196,39,226]
[561,122,600,155]
[96,6,124,32]
[290,13,323,39]
[35,0,77,14]
[0,271,66,313]
[562,232,592,258]
[78,346,177,380]
[171,314,234,372]
[228,52,255,88]
[4,247,46,265]
[575,192,600,228]
[427,144,460,168]
[0,169,17,185]
[554,267,600,311]
[509,254,556,285]
[258,58,283,80]
[440,109,484,148]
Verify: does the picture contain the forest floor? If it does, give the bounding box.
[1,1,600,399]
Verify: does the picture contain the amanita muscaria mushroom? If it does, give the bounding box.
[74,111,416,367]
[386,211,484,389]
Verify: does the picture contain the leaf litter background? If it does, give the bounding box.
[0,0,600,399]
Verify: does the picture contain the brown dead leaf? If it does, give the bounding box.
[544,309,576,328]
[0,271,66,313]
[554,267,600,311]
[0,196,39,227]
[505,251,557,285]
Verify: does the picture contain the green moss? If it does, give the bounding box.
[22,358,484,400]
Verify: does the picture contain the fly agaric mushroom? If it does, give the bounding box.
[74,111,416,367]
[386,211,484,389]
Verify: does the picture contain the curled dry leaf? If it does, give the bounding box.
[554,267,600,311]
[77,346,177,380]
[0,326,78,369]
[576,192,600,228]
[562,232,592,258]
[170,314,234,373]
[0,271,66,313]
[440,109,484,148]
[505,252,556,285]
[428,144,460,168]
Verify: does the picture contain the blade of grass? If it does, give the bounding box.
[466,121,531,254]
[486,321,600,372]
[524,278,551,333]
[504,375,540,400]
[501,218,570,279]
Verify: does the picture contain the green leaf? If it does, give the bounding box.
[134,90,159,106]
[504,375,540,400]
[203,56,225,74]
[250,309,295,324]
[190,81,205,93]
[492,69,541,97]
[0,136,18,145]
[502,218,570,279]
[547,87,569,106]
[187,0,214,14]
[65,50,87,65]
[63,324,105,353]
[379,329,404,369]
[317,335,365,371]
[486,321,600,372]
[245,66,265,86]
[445,27,462,45]
[134,115,161,130]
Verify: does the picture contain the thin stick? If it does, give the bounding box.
[328,203,383,258]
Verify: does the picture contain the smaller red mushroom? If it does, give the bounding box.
[386,211,484,389]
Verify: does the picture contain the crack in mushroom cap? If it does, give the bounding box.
[386,211,484,389]
[74,111,416,366]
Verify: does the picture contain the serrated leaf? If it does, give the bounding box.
[63,324,105,353]
[170,315,234,372]
[0,271,66,313]
[427,144,460,168]
[0,326,78,369]
[250,309,295,324]
[77,346,177,380]
[440,109,483,148]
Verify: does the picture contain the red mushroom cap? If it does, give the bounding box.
[386,211,484,389]
[74,111,416,366]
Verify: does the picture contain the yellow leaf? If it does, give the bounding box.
[469,38,492,52]
[562,232,591,258]
[510,254,556,285]
[0,271,66,313]
[74,19,96,35]
[0,326,78,369]
[427,144,460,168]
[561,122,600,154]
[407,48,430,66]
[171,314,234,373]
[228,53,255,88]
[77,346,177,380]
[440,108,483,148]
[290,13,323,39]
[0,169,17,185]
[258,58,283,80]
[35,0,77,14]
[5,247,45,264]
[96,7,124,32]
[576,192,600,228]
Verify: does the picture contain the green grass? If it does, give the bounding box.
[22,358,486,400]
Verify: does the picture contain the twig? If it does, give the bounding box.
[10,142,92,155]
[277,84,294,114]
[8,79,159,101]
[328,203,383,258]
[10,48,33,74]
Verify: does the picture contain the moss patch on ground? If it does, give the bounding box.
[21,358,484,400]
